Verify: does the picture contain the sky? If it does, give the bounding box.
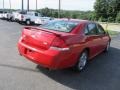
[0,0,95,11]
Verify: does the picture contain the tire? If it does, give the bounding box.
[18,21,22,24]
[11,17,14,22]
[75,50,88,71]
[26,19,31,25]
[104,41,110,52]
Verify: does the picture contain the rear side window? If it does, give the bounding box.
[84,26,89,35]
[87,23,97,35]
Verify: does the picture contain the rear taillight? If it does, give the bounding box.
[51,37,66,47]
[50,37,70,51]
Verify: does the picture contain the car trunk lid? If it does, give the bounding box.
[22,27,60,50]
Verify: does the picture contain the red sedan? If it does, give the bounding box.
[18,19,111,71]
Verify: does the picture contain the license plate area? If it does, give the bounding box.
[24,48,34,55]
[24,48,35,59]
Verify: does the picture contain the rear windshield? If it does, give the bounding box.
[40,20,79,32]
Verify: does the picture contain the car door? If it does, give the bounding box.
[85,23,102,58]
[96,24,110,50]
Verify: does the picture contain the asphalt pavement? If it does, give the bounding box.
[0,20,120,90]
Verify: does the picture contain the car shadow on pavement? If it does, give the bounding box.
[0,47,120,90]
[36,47,120,90]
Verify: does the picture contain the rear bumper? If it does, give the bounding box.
[18,41,74,69]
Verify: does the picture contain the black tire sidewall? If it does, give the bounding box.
[104,41,110,52]
[26,20,31,25]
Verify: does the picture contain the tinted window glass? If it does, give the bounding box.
[84,26,89,35]
[0,11,3,13]
[97,24,105,34]
[88,23,97,35]
[35,13,38,16]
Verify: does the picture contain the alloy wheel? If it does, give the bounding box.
[77,51,88,71]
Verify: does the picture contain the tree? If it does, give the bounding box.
[94,0,108,20]
[40,7,51,17]
[94,0,120,22]
[37,7,94,20]
[116,12,120,23]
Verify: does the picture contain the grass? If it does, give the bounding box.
[99,22,120,37]
[106,30,120,37]
[100,23,120,32]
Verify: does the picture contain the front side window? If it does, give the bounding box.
[97,24,105,35]
[87,23,97,35]
[40,20,79,32]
